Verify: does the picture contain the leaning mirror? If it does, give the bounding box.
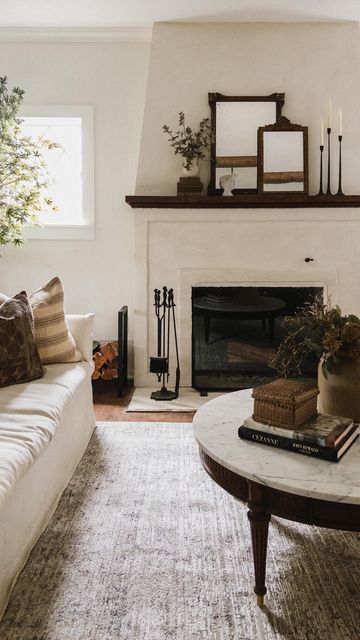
[257,116,309,195]
[208,92,285,195]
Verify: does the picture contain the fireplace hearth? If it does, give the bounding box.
[192,286,323,391]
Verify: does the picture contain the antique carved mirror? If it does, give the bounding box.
[208,92,285,195]
[257,117,308,195]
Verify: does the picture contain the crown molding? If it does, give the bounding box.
[0,27,152,43]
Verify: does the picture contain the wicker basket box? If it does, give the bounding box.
[252,378,319,429]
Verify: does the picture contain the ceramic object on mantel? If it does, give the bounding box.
[182,158,199,177]
[220,173,237,196]
[318,355,360,422]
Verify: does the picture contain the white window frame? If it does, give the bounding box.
[21,105,95,240]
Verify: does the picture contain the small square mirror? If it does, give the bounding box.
[257,117,308,195]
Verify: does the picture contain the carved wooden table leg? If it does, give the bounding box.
[247,480,271,606]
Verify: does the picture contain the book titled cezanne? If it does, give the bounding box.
[238,414,359,461]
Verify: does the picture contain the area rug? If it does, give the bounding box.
[0,422,359,640]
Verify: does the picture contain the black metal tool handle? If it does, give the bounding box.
[154,289,161,359]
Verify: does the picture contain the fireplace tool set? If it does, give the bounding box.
[149,287,180,401]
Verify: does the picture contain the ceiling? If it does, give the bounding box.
[0,0,359,29]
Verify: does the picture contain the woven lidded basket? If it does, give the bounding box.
[252,378,319,428]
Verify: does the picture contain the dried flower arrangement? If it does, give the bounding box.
[162,112,213,170]
[269,298,360,378]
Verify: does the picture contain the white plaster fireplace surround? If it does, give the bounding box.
[132,206,360,387]
[131,21,360,386]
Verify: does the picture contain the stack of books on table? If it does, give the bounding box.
[238,413,359,462]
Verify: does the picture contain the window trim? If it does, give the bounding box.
[20,105,95,241]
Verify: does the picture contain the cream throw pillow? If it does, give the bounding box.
[29,277,81,364]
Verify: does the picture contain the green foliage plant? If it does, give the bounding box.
[162,111,213,170]
[269,298,360,379]
[0,76,59,246]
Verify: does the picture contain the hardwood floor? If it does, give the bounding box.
[93,384,195,423]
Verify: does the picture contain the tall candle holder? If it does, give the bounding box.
[337,135,343,195]
[326,127,332,195]
[318,145,324,195]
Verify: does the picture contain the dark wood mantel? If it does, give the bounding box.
[125,194,360,209]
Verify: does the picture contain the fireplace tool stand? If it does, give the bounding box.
[149,287,180,401]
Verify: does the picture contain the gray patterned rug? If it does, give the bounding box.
[0,422,359,640]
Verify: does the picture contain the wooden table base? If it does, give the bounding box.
[247,482,271,605]
[199,448,360,606]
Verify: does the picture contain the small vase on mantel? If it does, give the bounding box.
[182,158,200,177]
[318,355,360,422]
[178,158,203,195]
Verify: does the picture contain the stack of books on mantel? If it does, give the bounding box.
[238,413,359,462]
[177,177,203,195]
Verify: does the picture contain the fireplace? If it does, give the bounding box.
[130,204,345,388]
[192,285,323,390]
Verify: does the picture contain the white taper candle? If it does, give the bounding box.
[339,107,343,136]
[328,100,332,129]
[320,117,324,146]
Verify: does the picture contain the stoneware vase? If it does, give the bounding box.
[318,355,360,422]
[182,158,199,177]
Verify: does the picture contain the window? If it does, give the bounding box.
[20,106,94,240]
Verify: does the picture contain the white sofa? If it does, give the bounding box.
[0,314,96,619]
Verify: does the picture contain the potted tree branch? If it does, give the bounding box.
[0,76,58,246]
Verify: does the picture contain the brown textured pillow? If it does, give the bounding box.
[0,292,43,388]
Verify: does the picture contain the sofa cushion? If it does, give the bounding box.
[66,314,94,364]
[29,277,81,364]
[0,292,43,388]
[0,361,92,507]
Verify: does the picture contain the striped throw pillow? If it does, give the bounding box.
[29,277,81,364]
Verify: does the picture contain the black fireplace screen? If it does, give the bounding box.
[192,286,323,391]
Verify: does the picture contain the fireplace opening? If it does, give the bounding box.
[192,285,323,391]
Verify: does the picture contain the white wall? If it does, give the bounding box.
[136,22,360,195]
[0,40,150,342]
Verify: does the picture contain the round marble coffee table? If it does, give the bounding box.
[193,389,360,606]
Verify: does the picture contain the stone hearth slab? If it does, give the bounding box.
[127,388,223,412]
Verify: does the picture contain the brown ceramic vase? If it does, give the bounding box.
[318,355,360,422]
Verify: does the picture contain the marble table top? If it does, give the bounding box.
[193,389,360,505]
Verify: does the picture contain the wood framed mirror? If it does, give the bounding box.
[208,92,285,195]
[257,116,308,195]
